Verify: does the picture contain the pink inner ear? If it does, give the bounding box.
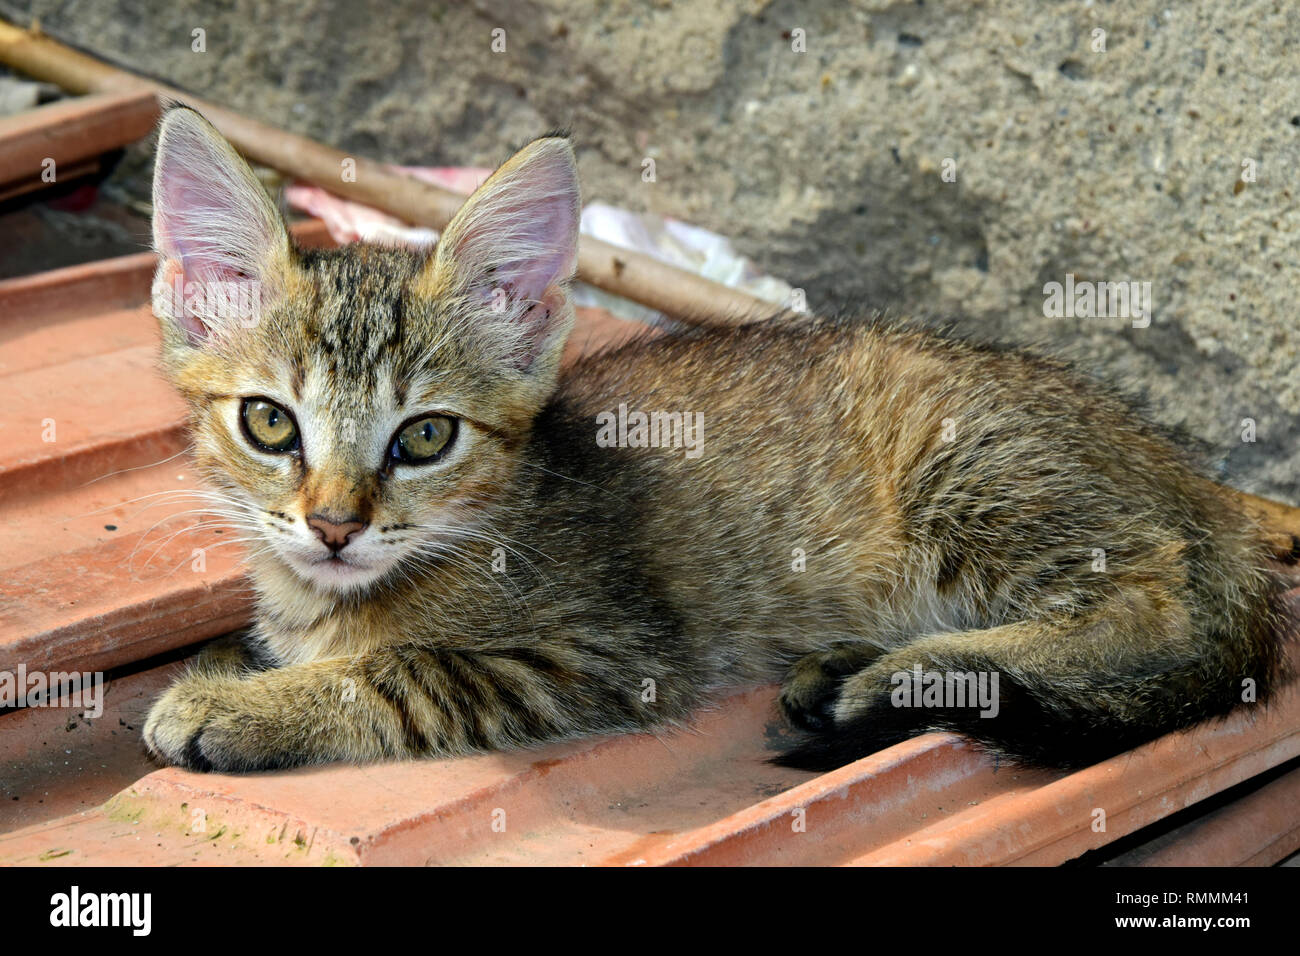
[441,154,579,371]
[486,200,577,305]
[156,159,239,279]
[151,115,284,344]
[457,202,578,308]
[444,141,580,321]
[154,229,253,343]
[513,286,568,367]
[154,257,207,342]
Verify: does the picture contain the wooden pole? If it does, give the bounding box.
[0,18,776,327]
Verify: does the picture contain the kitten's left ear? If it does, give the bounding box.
[151,106,294,346]
[427,136,580,374]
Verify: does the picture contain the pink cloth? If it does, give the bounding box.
[285,166,492,246]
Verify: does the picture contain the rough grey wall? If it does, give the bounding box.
[6,0,1296,499]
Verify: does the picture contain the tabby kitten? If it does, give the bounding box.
[143,106,1289,773]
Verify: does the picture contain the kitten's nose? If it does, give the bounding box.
[306,514,367,553]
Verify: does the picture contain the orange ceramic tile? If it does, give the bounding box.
[0,663,182,835]
[0,89,159,194]
[1102,763,1300,867]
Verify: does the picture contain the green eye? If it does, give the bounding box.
[241,398,299,453]
[390,415,456,464]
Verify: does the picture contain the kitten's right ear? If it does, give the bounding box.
[425,135,580,375]
[151,106,292,345]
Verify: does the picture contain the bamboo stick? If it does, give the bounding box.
[0,18,775,326]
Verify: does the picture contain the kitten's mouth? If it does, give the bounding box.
[284,550,385,591]
[310,553,369,573]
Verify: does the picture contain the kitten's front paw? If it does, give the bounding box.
[143,674,247,772]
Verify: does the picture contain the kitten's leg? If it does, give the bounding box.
[187,630,274,677]
[144,644,656,772]
[779,642,885,731]
[777,597,1283,770]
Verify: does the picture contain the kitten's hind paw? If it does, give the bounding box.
[778,643,884,732]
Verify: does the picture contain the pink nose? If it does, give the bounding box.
[306,514,367,552]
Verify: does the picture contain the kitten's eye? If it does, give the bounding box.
[390,415,456,465]
[241,398,299,453]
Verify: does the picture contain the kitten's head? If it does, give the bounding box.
[150,107,579,593]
